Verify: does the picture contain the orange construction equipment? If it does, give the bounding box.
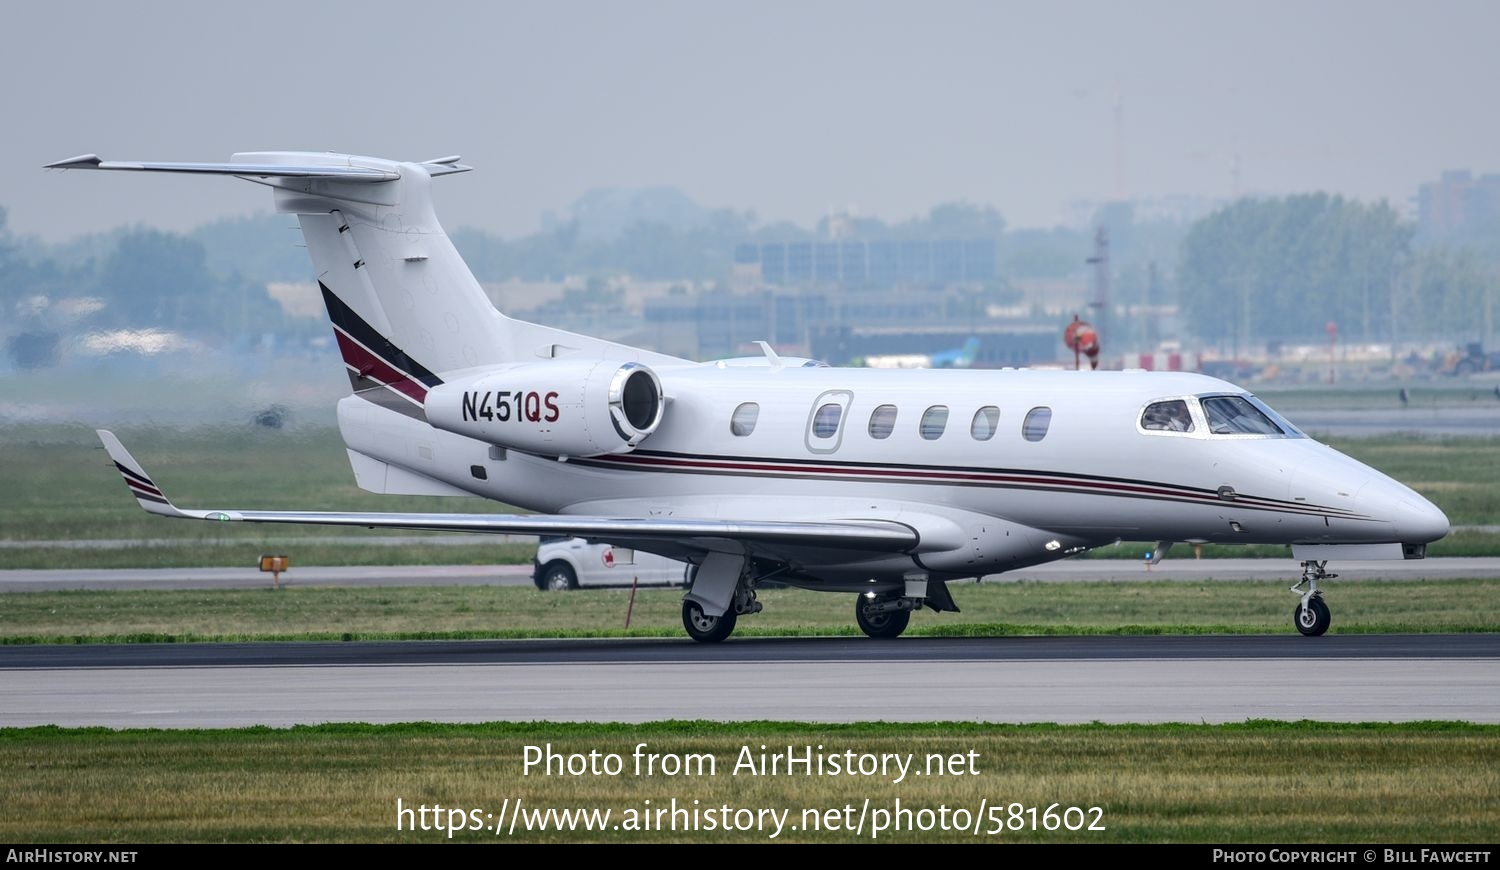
[1064,316,1100,370]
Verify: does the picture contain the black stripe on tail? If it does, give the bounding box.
[318,282,443,388]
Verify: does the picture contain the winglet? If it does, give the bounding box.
[96,430,196,519]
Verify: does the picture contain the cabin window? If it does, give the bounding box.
[1202,395,1283,435]
[1141,399,1195,433]
[970,406,1000,441]
[730,402,760,436]
[812,403,844,438]
[868,404,898,439]
[1022,406,1052,441]
[919,405,949,440]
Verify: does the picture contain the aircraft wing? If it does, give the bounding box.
[96,430,918,553]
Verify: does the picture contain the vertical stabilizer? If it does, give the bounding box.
[246,153,516,375]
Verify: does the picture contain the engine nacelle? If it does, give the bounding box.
[424,360,664,457]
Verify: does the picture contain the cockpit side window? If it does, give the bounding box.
[1201,395,1283,435]
[1141,399,1195,433]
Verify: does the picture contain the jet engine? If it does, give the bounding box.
[425,360,664,456]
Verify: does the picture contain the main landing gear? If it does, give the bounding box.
[680,570,762,643]
[1291,560,1334,636]
[682,599,737,643]
[679,561,957,643]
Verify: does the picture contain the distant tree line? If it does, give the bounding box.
[4,184,1495,370]
[1177,194,1497,349]
[0,207,300,368]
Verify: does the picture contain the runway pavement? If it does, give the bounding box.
[5,557,1500,591]
[1290,405,1500,438]
[2,635,1495,727]
[5,559,1496,728]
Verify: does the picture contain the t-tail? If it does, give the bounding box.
[45,152,682,419]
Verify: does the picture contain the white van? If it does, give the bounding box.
[532,536,692,590]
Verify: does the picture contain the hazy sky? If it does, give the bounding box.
[4,0,1497,241]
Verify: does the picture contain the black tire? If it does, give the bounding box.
[1294,596,1331,636]
[682,600,737,643]
[539,562,578,591]
[855,596,911,639]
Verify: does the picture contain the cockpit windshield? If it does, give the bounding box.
[1243,394,1305,437]
[1200,395,1284,435]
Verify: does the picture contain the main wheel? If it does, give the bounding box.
[539,562,578,591]
[682,600,737,643]
[855,596,911,639]
[1294,596,1331,636]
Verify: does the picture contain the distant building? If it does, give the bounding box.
[1418,170,1500,236]
[643,284,1059,364]
[1064,194,1226,228]
[733,238,998,288]
[811,326,1057,368]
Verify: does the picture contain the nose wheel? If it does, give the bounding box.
[1291,560,1334,637]
[1294,595,1331,636]
[855,594,913,639]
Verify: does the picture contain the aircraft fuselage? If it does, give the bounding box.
[339,366,1447,589]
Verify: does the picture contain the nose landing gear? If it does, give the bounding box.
[1291,560,1335,636]
[855,593,915,639]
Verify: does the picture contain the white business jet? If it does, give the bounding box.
[49,152,1450,642]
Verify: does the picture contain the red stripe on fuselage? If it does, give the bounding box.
[580,452,1364,520]
[334,331,427,404]
[597,452,1212,501]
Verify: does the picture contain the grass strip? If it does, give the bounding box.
[1,721,1494,843]
[2,580,1496,644]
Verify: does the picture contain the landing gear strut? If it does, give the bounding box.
[1291,560,1334,636]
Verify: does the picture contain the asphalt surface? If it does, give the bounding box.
[5,557,1500,591]
[3,633,1495,669]
[2,635,1495,727]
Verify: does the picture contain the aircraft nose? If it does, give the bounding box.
[1398,493,1451,544]
[1358,480,1450,544]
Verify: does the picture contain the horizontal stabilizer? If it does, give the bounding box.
[46,154,402,181]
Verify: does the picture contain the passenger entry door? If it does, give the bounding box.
[804,390,853,454]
